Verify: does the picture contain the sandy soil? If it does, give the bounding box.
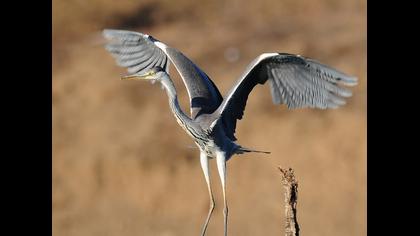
[53,0,366,235]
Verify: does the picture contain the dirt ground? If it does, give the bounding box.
[52,0,366,235]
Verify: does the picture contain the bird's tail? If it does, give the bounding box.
[237,146,271,155]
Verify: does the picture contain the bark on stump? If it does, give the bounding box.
[278,167,300,236]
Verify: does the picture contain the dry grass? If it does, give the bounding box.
[53,0,366,235]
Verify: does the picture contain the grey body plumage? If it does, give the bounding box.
[103,29,357,236]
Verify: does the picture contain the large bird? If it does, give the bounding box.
[102,29,357,236]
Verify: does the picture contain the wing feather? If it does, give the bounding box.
[103,29,223,118]
[214,53,357,140]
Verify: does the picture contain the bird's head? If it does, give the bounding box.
[121,66,166,82]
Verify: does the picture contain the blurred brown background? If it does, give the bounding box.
[52,0,366,235]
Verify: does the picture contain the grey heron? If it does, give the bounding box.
[102,29,357,236]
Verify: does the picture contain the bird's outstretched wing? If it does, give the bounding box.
[103,29,223,119]
[213,53,358,141]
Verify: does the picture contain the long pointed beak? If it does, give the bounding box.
[121,75,145,81]
[120,73,153,81]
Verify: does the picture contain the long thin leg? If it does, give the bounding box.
[200,152,215,236]
[216,151,228,236]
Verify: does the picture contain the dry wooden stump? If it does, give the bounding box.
[278,166,300,236]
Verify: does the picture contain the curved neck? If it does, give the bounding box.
[160,74,193,125]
